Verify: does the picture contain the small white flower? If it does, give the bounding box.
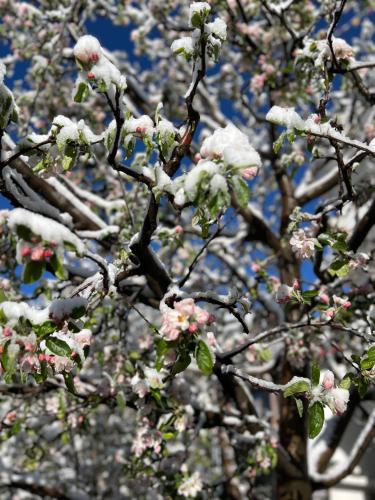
[178,472,203,498]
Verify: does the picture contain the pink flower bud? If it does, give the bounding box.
[292,279,300,290]
[322,370,334,390]
[188,323,198,333]
[175,225,183,234]
[251,263,261,273]
[31,247,45,261]
[319,293,330,305]
[21,246,31,257]
[43,249,53,259]
[242,167,258,180]
[87,71,95,79]
[3,327,12,337]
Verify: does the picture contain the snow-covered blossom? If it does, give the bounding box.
[160,298,212,341]
[349,252,370,270]
[290,229,316,259]
[327,387,350,414]
[178,472,203,498]
[189,2,211,27]
[200,123,261,172]
[125,115,154,138]
[322,370,334,390]
[312,370,350,415]
[266,106,305,130]
[171,37,195,58]
[297,37,355,69]
[73,35,126,91]
[206,18,227,41]
[49,297,88,323]
[73,35,102,64]
[275,284,293,304]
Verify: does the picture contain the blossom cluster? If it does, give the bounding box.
[0,325,92,377]
[290,229,317,260]
[171,2,227,63]
[73,35,126,92]
[160,298,212,341]
[312,370,350,415]
[131,418,163,458]
[18,240,56,263]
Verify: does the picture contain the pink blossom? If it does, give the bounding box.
[43,249,53,259]
[242,166,258,180]
[73,35,102,64]
[31,247,45,261]
[188,323,198,333]
[20,354,40,373]
[292,279,300,290]
[333,295,351,309]
[290,229,316,259]
[173,298,195,316]
[207,332,217,346]
[175,225,184,234]
[318,291,330,305]
[251,262,261,273]
[3,410,17,426]
[196,309,211,325]
[275,284,293,304]
[3,326,12,337]
[21,246,32,257]
[251,73,267,93]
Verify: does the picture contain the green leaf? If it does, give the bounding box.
[283,378,311,398]
[1,340,11,371]
[172,352,191,375]
[155,338,172,371]
[62,143,77,171]
[294,397,304,418]
[332,240,348,252]
[74,81,89,103]
[23,261,45,284]
[33,320,57,338]
[46,338,72,357]
[231,176,250,208]
[311,361,320,387]
[360,356,375,371]
[16,224,33,241]
[259,348,272,362]
[0,308,7,325]
[356,377,369,397]
[328,259,350,278]
[195,340,214,376]
[0,289,6,304]
[49,254,66,280]
[71,305,86,320]
[339,373,353,390]
[308,402,325,439]
[63,372,76,394]
[63,241,78,253]
[116,390,126,411]
[360,347,375,371]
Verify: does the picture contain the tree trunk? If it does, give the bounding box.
[276,253,312,499]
